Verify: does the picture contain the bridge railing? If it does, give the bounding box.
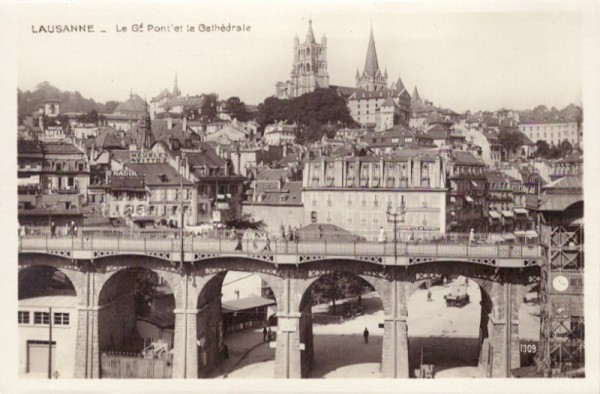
[18,233,543,259]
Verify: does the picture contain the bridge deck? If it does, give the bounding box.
[18,234,542,266]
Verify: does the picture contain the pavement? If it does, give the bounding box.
[210,277,541,379]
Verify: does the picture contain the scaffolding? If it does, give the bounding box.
[537,224,584,376]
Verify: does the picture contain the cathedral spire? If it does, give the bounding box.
[305,18,316,44]
[413,86,421,101]
[173,72,181,96]
[396,74,406,92]
[363,25,380,77]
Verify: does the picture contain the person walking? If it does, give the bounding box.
[427,289,432,302]
[263,326,268,342]
[263,235,271,252]
[363,327,369,344]
[50,222,56,237]
[235,231,243,251]
[378,226,386,243]
[318,225,323,240]
[267,326,272,341]
[469,228,475,244]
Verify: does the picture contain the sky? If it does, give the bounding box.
[16,1,582,112]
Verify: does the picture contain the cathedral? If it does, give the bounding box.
[275,20,329,99]
[347,26,411,129]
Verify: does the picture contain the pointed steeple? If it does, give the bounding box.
[173,72,181,96]
[305,18,316,44]
[413,86,420,101]
[395,74,405,92]
[363,26,380,77]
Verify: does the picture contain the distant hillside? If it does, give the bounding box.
[18,81,119,115]
[518,104,582,123]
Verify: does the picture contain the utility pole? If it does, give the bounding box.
[386,196,406,264]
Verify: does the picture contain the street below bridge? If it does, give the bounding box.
[211,276,544,379]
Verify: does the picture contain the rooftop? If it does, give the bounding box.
[126,163,193,187]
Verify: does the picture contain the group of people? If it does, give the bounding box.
[262,326,273,342]
[19,221,79,237]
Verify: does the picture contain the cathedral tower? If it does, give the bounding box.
[276,19,329,99]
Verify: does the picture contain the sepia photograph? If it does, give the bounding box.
[1,0,599,393]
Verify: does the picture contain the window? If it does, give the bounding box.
[53,312,69,326]
[18,311,29,324]
[34,312,50,325]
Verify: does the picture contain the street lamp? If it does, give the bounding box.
[386,196,406,263]
[179,153,188,273]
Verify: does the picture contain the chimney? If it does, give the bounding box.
[167,116,173,130]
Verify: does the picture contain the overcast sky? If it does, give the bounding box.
[16,1,581,112]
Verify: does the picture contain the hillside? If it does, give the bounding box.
[18,81,119,115]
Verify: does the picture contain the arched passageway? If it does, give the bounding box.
[18,265,78,378]
[300,272,384,378]
[197,269,279,378]
[407,275,484,378]
[96,267,176,378]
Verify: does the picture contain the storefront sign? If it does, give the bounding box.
[397,225,441,232]
[130,151,168,163]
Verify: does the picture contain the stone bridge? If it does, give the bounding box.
[18,234,543,379]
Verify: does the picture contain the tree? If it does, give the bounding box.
[256,88,356,141]
[182,106,200,121]
[133,271,159,316]
[498,127,527,159]
[557,139,573,157]
[534,140,551,158]
[225,96,253,122]
[200,93,218,122]
[310,272,374,314]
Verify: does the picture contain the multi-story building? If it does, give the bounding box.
[263,123,297,146]
[518,112,582,148]
[242,181,304,234]
[276,20,329,99]
[41,142,90,196]
[150,74,181,119]
[347,27,411,128]
[445,151,487,233]
[124,162,198,227]
[302,151,447,240]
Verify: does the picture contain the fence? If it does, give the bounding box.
[19,235,542,259]
[100,352,173,379]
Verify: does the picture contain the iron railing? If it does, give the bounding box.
[18,228,543,259]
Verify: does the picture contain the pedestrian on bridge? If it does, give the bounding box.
[235,232,243,251]
[50,222,56,237]
[378,227,386,243]
[363,327,369,344]
[469,228,475,244]
[263,235,271,252]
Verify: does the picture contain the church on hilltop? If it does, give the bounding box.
[275,19,329,99]
[347,26,411,130]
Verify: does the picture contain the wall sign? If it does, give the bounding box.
[130,151,168,163]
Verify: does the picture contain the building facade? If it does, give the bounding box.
[347,27,411,128]
[302,152,447,240]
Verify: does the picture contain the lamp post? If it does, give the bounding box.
[386,196,406,263]
[179,153,188,272]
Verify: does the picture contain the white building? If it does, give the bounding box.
[263,123,297,146]
[18,295,78,378]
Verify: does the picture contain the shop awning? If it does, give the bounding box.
[513,230,527,237]
[18,175,40,186]
[514,208,528,215]
[502,233,516,240]
[525,230,538,238]
[488,211,501,219]
[502,210,514,218]
[465,195,474,203]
